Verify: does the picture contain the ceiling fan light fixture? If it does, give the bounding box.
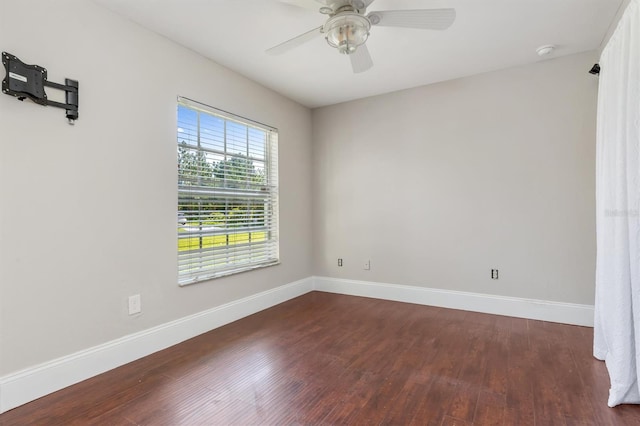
[324,13,371,55]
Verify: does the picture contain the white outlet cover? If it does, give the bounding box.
[128,294,141,315]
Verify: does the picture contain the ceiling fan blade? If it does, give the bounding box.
[368,8,456,30]
[350,44,373,73]
[266,26,323,55]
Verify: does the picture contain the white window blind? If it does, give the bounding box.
[177,97,279,285]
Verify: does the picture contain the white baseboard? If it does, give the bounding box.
[0,277,313,414]
[313,276,594,327]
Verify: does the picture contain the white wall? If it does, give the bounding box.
[312,51,598,305]
[0,0,312,376]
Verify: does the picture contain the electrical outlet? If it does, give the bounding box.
[491,269,499,280]
[338,258,343,267]
[128,294,141,315]
[364,260,370,270]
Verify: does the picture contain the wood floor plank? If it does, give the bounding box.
[472,390,506,425]
[446,382,480,423]
[379,380,430,425]
[441,415,472,426]
[2,291,640,425]
[406,376,459,425]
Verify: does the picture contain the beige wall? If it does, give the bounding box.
[0,0,312,375]
[312,51,598,305]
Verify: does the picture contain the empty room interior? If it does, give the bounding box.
[1,0,640,424]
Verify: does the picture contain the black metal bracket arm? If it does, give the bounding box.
[2,52,79,124]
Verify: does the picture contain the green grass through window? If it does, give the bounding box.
[178,230,266,251]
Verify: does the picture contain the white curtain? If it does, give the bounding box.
[593,0,640,408]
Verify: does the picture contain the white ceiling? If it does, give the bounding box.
[93,0,622,108]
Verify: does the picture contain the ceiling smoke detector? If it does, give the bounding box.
[536,45,555,56]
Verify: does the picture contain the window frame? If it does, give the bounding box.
[177,96,279,285]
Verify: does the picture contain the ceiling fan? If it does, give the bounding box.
[267,0,456,73]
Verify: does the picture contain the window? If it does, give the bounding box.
[177,97,279,285]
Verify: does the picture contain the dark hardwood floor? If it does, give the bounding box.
[2,291,640,425]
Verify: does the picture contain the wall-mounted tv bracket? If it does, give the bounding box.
[2,52,79,124]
